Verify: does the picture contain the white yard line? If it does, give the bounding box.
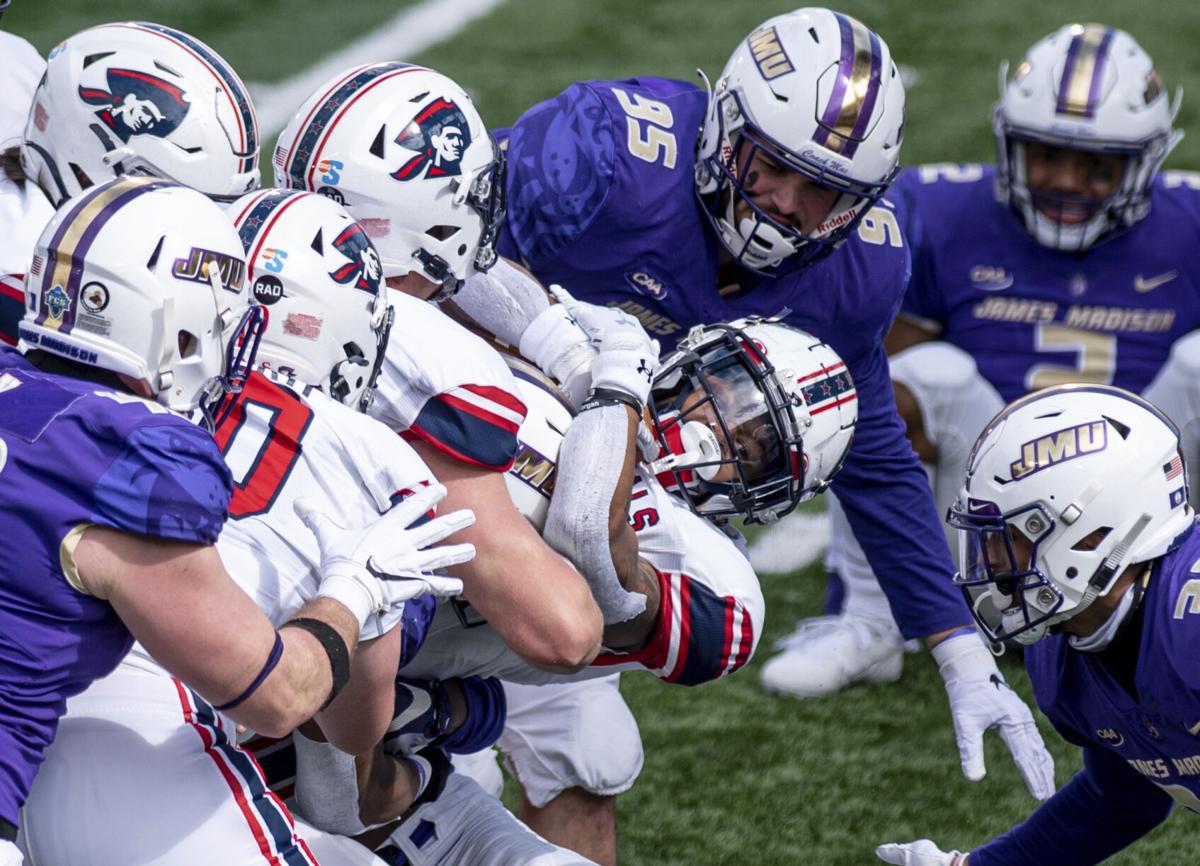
[748,510,831,575]
[249,0,509,139]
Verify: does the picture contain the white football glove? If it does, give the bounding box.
[519,303,596,408]
[296,483,474,628]
[932,630,1056,801]
[876,839,967,866]
[549,286,660,408]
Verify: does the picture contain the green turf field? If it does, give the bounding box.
[7,1,1200,863]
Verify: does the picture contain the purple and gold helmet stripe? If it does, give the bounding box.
[117,22,259,175]
[1055,24,1116,119]
[282,62,422,192]
[38,177,172,332]
[811,13,883,158]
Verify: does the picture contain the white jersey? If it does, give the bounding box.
[214,369,437,640]
[0,32,53,281]
[370,291,526,471]
[399,469,764,686]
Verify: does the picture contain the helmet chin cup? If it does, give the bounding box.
[647,420,723,482]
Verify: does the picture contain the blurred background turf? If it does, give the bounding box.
[6,1,1200,862]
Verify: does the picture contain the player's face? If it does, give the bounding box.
[734,144,840,236]
[1024,143,1126,224]
[677,369,779,483]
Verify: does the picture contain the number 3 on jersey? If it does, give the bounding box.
[214,375,314,519]
[612,88,676,169]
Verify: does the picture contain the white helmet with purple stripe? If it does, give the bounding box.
[948,385,1193,645]
[21,21,260,207]
[273,63,505,302]
[695,8,905,271]
[994,24,1183,251]
[20,177,263,429]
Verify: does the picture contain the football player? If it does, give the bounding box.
[273,65,604,672]
[1,178,464,866]
[309,310,860,866]
[485,2,1055,808]
[18,189,475,866]
[878,385,1199,866]
[768,24,1200,699]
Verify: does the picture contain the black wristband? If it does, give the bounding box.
[281,617,351,709]
[580,386,642,414]
[0,816,16,842]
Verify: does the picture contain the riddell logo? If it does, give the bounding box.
[815,207,859,236]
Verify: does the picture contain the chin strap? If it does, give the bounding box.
[645,419,722,482]
[1068,563,1152,653]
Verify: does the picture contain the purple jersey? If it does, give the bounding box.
[498,77,967,637]
[1026,523,1200,811]
[894,165,1200,402]
[0,348,231,825]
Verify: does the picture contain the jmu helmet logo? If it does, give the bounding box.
[78,68,190,143]
[390,97,471,181]
[328,223,382,294]
[1009,421,1107,480]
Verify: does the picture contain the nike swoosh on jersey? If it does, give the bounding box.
[1187,719,1200,736]
[1134,271,1179,293]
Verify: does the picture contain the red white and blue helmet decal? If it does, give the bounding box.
[390,97,472,181]
[280,62,422,192]
[78,68,190,143]
[118,22,258,175]
[328,222,381,294]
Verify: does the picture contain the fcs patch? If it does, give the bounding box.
[1009,420,1107,480]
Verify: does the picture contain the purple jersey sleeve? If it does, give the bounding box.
[972,746,1172,866]
[0,349,231,825]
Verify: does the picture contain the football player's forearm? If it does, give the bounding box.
[602,558,662,651]
[232,598,361,737]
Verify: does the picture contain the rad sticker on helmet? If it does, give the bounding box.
[390,97,471,181]
[78,68,190,143]
[252,274,284,305]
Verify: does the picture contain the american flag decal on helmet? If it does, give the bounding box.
[1164,454,1184,481]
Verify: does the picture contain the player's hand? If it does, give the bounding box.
[582,305,660,408]
[876,839,968,865]
[931,630,1055,800]
[518,288,596,407]
[296,484,473,627]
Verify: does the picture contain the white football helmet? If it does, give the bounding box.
[647,318,857,524]
[994,24,1183,251]
[948,385,1194,645]
[20,176,262,427]
[695,8,905,271]
[273,63,504,301]
[21,21,260,206]
[228,189,392,412]
[502,357,576,530]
